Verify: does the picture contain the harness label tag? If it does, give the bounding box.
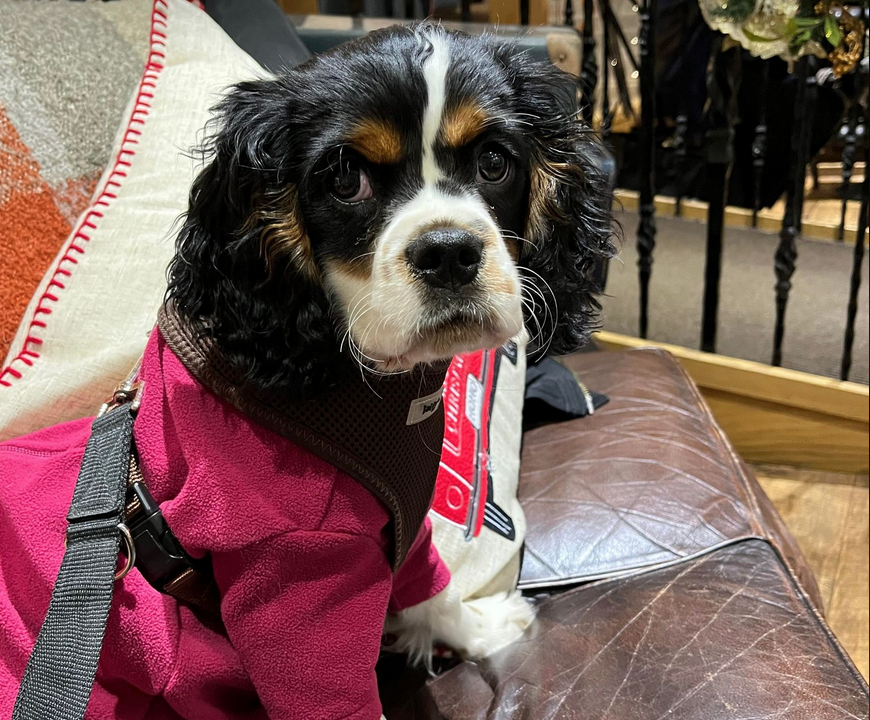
[406,387,444,425]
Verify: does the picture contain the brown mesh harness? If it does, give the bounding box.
[157,302,448,570]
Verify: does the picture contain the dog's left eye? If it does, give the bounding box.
[331,158,373,203]
[477,147,510,184]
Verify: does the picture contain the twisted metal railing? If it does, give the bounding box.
[557,0,868,380]
[635,0,657,339]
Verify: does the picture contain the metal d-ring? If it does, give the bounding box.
[115,523,136,581]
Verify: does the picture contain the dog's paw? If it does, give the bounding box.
[387,587,535,666]
[458,590,536,659]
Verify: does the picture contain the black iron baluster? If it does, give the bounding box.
[701,42,742,354]
[565,0,574,27]
[636,0,657,338]
[751,63,770,227]
[673,112,688,216]
[794,57,819,234]
[839,2,868,379]
[580,0,597,125]
[839,107,859,242]
[600,1,612,142]
[772,57,811,367]
[841,146,869,381]
[672,8,690,218]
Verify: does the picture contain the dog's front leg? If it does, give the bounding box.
[386,581,535,666]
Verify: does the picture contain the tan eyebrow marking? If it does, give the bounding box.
[442,102,488,149]
[347,119,404,164]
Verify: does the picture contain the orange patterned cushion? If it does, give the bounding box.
[0,1,150,358]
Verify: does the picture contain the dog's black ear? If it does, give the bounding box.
[166,77,340,396]
[504,54,615,357]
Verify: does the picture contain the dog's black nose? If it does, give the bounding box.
[406,229,483,292]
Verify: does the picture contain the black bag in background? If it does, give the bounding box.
[523,357,609,432]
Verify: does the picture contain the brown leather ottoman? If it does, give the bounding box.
[380,348,869,719]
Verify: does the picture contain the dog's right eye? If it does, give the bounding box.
[331,158,373,203]
[476,144,513,186]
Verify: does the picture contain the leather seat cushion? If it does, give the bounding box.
[518,348,821,609]
[388,540,868,720]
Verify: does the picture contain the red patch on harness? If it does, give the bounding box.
[432,350,498,539]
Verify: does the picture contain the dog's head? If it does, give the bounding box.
[167,25,613,396]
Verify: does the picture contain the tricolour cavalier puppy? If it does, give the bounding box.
[166,22,613,715]
[0,23,613,720]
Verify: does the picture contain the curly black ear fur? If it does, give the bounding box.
[500,51,616,357]
[166,78,343,397]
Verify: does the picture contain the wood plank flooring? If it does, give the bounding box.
[754,463,869,680]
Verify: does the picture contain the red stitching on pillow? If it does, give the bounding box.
[0,0,182,387]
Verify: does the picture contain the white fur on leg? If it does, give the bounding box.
[385,582,535,667]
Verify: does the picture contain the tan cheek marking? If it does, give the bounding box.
[253,185,318,280]
[483,264,518,296]
[348,119,404,165]
[484,269,518,296]
[479,230,518,295]
[392,250,415,286]
[442,102,488,149]
[324,251,374,280]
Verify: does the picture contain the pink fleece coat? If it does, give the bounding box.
[0,329,451,720]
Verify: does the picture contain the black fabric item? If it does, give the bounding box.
[523,357,608,431]
[12,407,135,720]
[205,0,311,72]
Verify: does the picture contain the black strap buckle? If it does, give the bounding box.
[125,481,202,592]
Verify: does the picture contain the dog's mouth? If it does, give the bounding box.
[372,303,521,372]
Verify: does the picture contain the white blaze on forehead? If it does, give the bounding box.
[421,31,450,186]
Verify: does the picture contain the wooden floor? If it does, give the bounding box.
[754,464,869,680]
